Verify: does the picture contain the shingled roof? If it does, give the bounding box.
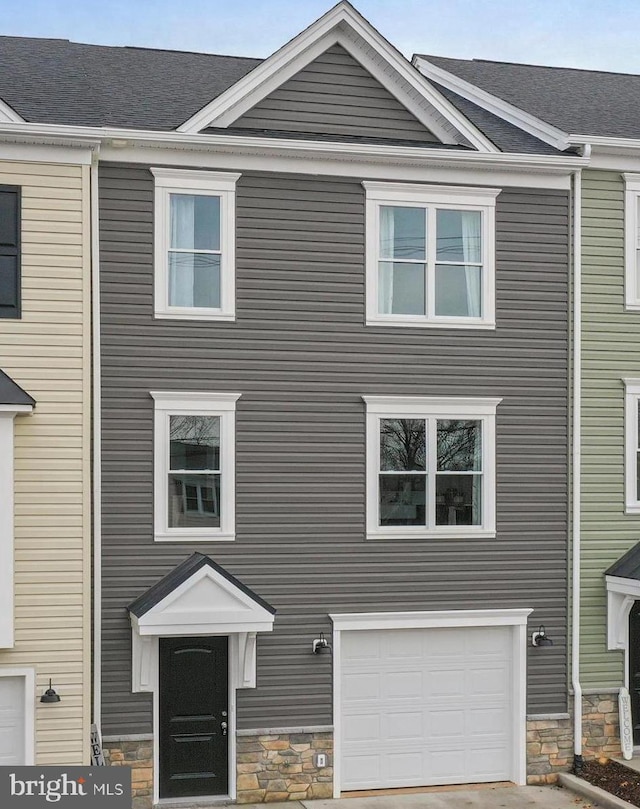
[0,35,261,130]
[0,368,35,407]
[419,54,640,139]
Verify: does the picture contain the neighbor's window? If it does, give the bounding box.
[363,182,499,328]
[152,168,241,320]
[624,174,640,310]
[364,395,500,539]
[624,379,640,514]
[152,391,240,541]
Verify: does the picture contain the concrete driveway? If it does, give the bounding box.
[236,784,599,808]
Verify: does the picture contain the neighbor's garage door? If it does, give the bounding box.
[0,676,26,766]
[340,626,514,790]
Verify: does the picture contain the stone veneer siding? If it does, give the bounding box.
[103,739,153,809]
[237,731,333,803]
[102,700,622,804]
[526,694,622,784]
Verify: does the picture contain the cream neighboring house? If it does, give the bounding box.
[0,136,94,766]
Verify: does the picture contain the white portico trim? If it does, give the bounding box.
[127,553,275,803]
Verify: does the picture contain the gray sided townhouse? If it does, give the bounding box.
[0,2,588,803]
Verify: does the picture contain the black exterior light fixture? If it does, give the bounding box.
[312,632,331,654]
[40,679,61,703]
[531,625,554,648]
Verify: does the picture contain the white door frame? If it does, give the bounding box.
[330,608,532,797]
[0,667,36,765]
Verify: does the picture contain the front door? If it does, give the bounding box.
[159,636,229,799]
[629,603,640,745]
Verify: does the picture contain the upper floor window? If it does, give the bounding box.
[152,168,240,321]
[363,395,501,539]
[0,185,21,319]
[624,174,640,310]
[624,379,640,514]
[151,391,240,541]
[363,182,499,329]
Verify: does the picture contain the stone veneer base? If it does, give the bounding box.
[236,731,333,804]
[103,697,623,803]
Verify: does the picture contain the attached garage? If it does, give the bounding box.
[331,610,530,796]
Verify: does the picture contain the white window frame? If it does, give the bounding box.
[364,395,501,540]
[152,167,241,321]
[624,378,640,513]
[363,182,499,329]
[151,391,241,541]
[624,174,640,311]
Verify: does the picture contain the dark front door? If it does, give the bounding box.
[159,636,228,799]
[629,603,640,745]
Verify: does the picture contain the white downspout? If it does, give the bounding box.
[91,151,102,734]
[572,164,583,769]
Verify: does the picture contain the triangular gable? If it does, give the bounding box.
[129,553,275,636]
[231,43,439,143]
[178,2,497,153]
[0,97,24,124]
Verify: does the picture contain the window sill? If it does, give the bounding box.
[367,528,497,541]
[366,316,495,330]
[625,504,640,515]
[154,531,236,542]
[154,309,236,322]
[624,302,640,313]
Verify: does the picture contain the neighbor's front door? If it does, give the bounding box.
[159,636,229,798]
[629,602,640,745]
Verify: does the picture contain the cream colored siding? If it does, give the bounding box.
[0,160,91,764]
[581,169,640,688]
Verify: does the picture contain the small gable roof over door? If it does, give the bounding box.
[0,369,35,409]
[606,542,640,581]
[178,2,497,152]
[128,553,276,636]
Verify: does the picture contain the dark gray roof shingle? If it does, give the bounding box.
[606,541,640,580]
[419,53,640,139]
[0,368,35,406]
[0,36,261,130]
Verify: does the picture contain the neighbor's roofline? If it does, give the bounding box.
[413,55,570,151]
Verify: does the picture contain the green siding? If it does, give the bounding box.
[581,169,640,687]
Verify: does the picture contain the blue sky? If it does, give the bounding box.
[2,0,640,73]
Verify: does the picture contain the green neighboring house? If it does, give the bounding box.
[415,53,640,762]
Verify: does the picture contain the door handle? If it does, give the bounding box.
[220,721,227,736]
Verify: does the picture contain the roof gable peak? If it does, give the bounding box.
[177,2,498,152]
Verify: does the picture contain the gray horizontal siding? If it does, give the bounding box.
[99,164,569,735]
[233,43,437,142]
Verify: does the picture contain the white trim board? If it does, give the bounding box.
[413,56,570,152]
[330,608,531,796]
[176,3,497,152]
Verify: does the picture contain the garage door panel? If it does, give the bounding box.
[340,626,515,790]
[0,676,25,766]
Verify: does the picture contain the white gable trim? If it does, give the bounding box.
[131,563,275,637]
[177,2,498,153]
[413,56,570,152]
[0,98,24,124]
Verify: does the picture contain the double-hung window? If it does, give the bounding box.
[624,174,640,310]
[152,391,240,541]
[364,182,499,328]
[624,379,640,513]
[364,396,500,539]
[152,168,240,320]
[0,185,21,319]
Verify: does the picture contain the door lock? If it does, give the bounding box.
[220,721,228,736]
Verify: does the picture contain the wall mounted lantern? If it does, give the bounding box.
[531,625,554,648]
[312,632,331,654]
[40,679,61,703]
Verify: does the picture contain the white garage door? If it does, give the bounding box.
[0,676,26,766]
[340,625,514,790]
